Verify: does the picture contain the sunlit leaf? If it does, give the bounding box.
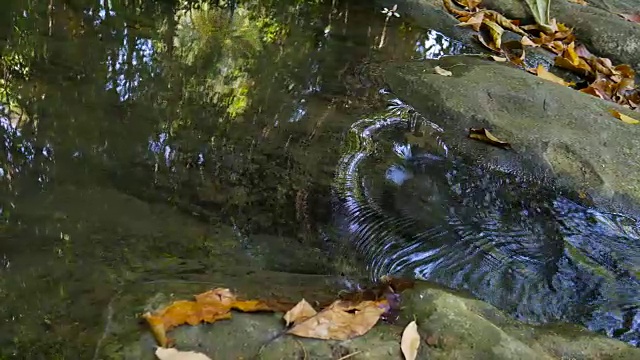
[283,299,317,326]
[155,347,212,360]
[531,64,574,87]
[490,55,508,62]
[286,299,389,340]
[520,36,538,47]
[434,66,453,76]
[609,109,640,124]
[401,321,420,360]
[567,0,588,5]
[468,128,512,149]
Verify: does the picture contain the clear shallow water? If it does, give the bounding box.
[0,0,638,356]
[334,97,640,345]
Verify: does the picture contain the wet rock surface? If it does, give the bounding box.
[98,281,640,359]
[383,55,640,215]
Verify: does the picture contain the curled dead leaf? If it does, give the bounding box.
[609,109,640,124]
[434,66,453,76]
[468,128,511,149]
[401,321,420,360]
[481,19,504,49]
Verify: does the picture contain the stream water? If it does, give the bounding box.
[0,0,638,357]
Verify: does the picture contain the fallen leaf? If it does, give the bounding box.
[155,347,212,360]
[520,36,538,47]
[532,64,574,87]
[484,10,528,36]
[284,299,317,326]
[482,19,504,48]
[456,11,485,32]
[619,13,640,23]
[434,66,453,76]
[453,0,482,10]
[567,0,588,5]
[490,55,508,62]
[143,288,290,346]
[609,109,640,124]
[287,299,389,340]
[468,128,511,149]
[401,321,420,360]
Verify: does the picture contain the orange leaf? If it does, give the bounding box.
[143,288,288,347]
[287,299,389,340]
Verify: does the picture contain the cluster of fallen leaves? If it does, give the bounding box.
[145,277,421,360]
[443,0,640,124]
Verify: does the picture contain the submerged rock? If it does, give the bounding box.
[97,281,640,359]
[383,55,640,215]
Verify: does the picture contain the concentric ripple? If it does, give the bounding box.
[334,98,640,345]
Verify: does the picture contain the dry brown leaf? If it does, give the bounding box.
[484,10,528,36]
[533,64,574,87]
[287,299,389,340]
[456,11,485,32]
[401,321,420,360]
[434,66,453,76]
[580,85,609,100]
[567,0,588,5]
[520,36,538,47]
[468,128,512,149]
[609,109,640,124]
[155,347,212,360]
[619,13,640,23]
[283,299,317,326]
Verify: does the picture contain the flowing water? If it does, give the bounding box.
[0,0,638,357]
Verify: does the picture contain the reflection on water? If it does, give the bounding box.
[334,97,640,345]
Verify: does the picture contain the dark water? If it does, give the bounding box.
[0,0,638,357]
[334,98,640,344]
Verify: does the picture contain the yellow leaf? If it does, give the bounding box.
[287,299,389,340]
[490,55,508,62]
[283,299,317,326]
[534,64,573,87]
[434,66,453,76]
[609,109,640,124]
[481,19,504,49]
[401,321,420,360]
[468,128,512,149]
[155,347,212,360]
